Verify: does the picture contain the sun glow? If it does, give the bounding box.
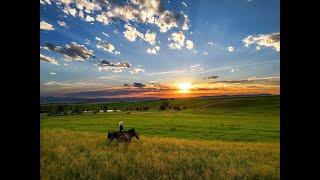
[178,82,192,92]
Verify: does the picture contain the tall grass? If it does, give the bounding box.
[41,129,279,180]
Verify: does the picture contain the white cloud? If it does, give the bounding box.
[40,0,51,5]
[129,67,146,74]
[182,2,187,7]
[40,54,59,65]
[102,32,110,37]
[63,6,77,17]
[85,15,95,22]
[243,32,280,51]
[49,72,57,75]
[188,64,203,72]
[185,40,194,50]
[53,0,190,33]
[168,31,185,50]
[40,21,54,31]
[123,24,141,42]
[57,20,67,27]
[202,51,208,56]
[96,39,116,54]
[123,24,157,45]
[144,31,157,45]
[208,41,214,46]
[227,46,234,52]
[43,81,70,86]
[78,10,85,19]
[146,46,160,54]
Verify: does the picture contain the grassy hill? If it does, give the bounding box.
[41,96,280,179]
[41,96,279,142]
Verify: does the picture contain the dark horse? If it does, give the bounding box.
[107,128,139,144]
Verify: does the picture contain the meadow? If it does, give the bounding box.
[41,96,280,179]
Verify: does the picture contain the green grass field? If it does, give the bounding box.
[41,96,280,179]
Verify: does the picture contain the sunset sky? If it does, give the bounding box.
[40,0,279,98]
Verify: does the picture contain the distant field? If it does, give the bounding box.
[40,96,280,179]
[41,96,280,142]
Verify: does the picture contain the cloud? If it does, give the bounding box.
[143,31,157,45]
[227,46,234,52]
[43,81,70,86]
[78,10,85,19]
[85,15,95,22]
[95,37,117,54]
[48,0,189,33]
[57,20,67,27]
[133,82,146,88]
[146,46,160,54]
[40,0,51,5]
[40,21,54,30]
[49,72,57,75]
[123,24,143,41]
[98,59,146,74]
[243,32,280,51]
[102,32,110,37]
[208,41,214,46]
[63,6,77,17]
[168,31,185,50]
[123,24,157,45]
[202,51,208,56]
[185,40,194,50]
[209,77,280,87]
[40,54,59,65]
[129,67,146,74]
[43,42,95,61]
[203,76,218,80]
[188,64,203,72]
[182,2,187,7]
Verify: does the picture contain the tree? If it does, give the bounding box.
[56,104,65,115]
[173,106,182,112]
[102,105,108,112]
[74,106,82,115]
[93,108,99,114]
[159,102,169,111]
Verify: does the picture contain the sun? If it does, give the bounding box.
[178,82,192,91]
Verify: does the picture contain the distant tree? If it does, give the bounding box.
[173,106,182,112]
[143,107,149,111]
[56,104,65,115]
[74,106,82,115]
[182,106,188,110]
[93,108,99,114]
[102,105,108,112]
[159,102,170,111]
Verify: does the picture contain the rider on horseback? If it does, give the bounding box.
[119,121,125,133]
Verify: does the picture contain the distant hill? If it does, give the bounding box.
[40,94,277,104]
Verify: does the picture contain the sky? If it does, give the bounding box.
[40,0,280,98]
